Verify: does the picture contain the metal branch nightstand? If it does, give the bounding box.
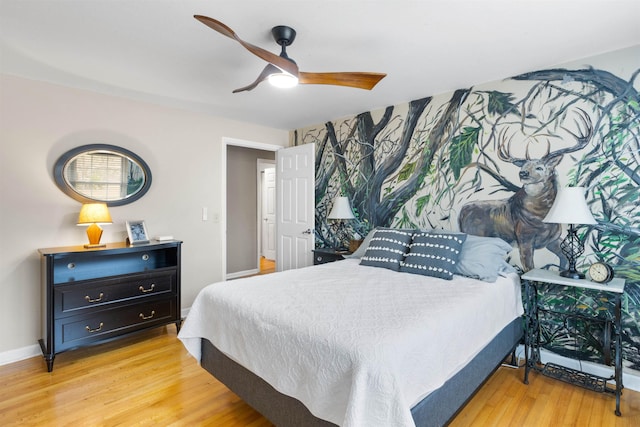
[521,268,626,416]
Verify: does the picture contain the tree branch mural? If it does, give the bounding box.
[301,57,640,371]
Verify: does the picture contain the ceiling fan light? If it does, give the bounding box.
[268,72,298,88]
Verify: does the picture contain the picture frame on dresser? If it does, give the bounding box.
[126,220,150,245]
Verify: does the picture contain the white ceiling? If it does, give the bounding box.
[1,1,639,130]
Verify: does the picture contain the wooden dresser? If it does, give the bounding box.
[38,240,182,371]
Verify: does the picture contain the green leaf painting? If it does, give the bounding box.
[449,126,480,180]
[483,90,519,116]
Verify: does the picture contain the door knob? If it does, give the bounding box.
[302,229,312,235]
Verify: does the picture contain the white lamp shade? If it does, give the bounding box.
[328,196,355,220]
[543,186,597,225]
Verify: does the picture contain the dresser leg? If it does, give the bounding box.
[39,339,55,372]
[45,356,55,372]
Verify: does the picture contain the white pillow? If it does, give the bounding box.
[455,234,515,282]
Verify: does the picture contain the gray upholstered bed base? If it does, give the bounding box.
[200,317,523,426]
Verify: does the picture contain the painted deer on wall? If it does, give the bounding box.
[458,112,593,271]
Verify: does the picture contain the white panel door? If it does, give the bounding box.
[262,167,277,260]
[276,143,315,271]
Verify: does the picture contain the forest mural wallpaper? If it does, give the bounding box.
[295,47,640,374]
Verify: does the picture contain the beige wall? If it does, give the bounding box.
[0,74,288,358]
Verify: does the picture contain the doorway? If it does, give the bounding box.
[223,138,282,280]
[258,160,276,263]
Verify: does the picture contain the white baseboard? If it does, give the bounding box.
[0,343,41,366]
[516,345,640,392]
[226,268,259,280]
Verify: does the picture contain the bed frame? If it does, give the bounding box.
[200,317,523,426]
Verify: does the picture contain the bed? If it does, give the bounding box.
[178,230,524,427]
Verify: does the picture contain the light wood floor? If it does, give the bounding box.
[259,257,275,275]
[1,326,639,426]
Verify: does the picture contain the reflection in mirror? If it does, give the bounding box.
[54,144,152,206]
[64,150,144,200]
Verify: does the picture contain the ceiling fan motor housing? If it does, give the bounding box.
[272,25,296,46]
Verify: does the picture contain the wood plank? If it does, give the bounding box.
[1,326,639,426]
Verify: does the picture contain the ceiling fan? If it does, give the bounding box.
[194,15,386,93]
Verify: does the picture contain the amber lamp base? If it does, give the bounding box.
[84,223,106,248]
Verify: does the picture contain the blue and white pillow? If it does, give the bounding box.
[359,228,414,271]
[400,231,467,280]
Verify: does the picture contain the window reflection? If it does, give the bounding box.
[64,152,144,201]
[53,144,151,206]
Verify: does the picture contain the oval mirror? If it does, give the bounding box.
[54,144,152,206]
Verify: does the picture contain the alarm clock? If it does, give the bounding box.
[588,262,614,283]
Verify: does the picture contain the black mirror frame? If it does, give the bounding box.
[53,144,152,207]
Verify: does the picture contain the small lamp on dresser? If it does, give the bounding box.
[77,203,112,248]
[543,186,597,279]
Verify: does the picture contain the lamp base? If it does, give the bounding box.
[559,269,585,280]
[84,243,107,249]
[558,224,586,280]
[84,223,105,248]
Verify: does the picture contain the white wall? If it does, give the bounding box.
[0,74,289,357]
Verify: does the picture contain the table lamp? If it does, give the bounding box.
[543,186,597,279]
[328,196,355,251]
[77,203,112,248]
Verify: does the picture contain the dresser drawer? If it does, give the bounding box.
[56,298,176,351]
[54,269,176,317]
[51,246,179,284]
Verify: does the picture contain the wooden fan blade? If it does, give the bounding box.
[194,15,299,77]
[298,72,386,90]
[232,64,280,93]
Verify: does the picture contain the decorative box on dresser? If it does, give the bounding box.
[38,240,182,371]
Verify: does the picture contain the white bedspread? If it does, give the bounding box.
[178,259,523,427]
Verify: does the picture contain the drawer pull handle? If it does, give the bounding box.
[139,284,155,293]
[139,310,155,320]
[85,322,104,333]
[85,293,104,303]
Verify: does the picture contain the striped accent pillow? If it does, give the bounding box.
[359,228,414,271]
[400,231,467,280]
